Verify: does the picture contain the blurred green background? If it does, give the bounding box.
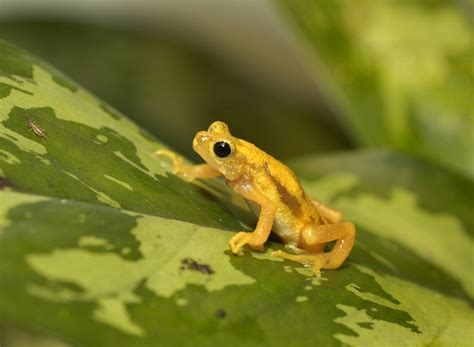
[1,0,471,177]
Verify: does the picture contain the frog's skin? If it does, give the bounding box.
[156,121,356,276]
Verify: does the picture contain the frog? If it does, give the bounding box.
[156,121,356,276]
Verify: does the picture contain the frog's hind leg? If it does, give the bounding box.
[311,199,342,224]
[272,222,356,276]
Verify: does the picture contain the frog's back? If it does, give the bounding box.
[239,140,320,243]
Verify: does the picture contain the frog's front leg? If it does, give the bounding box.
[272,222,355,276]
[155,149,221,180]
[228,176,276,255]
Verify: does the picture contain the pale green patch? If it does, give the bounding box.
[294,267,314,277]
[133,216,255,297]
[336,265,474,346]
[337,188,474,298]
[296,296,309,303]
[28,283,80,302]
[335,304,411,346]
[113,151,148,174]
[26,249,153,335]
[95,297,144,336]
[175,298,188,307]
[121,247,131,255]
[104,175,133,191]
[0,65,169,178]
[249,246,283,262]
[96,134,108,143]
[306,276,327,287]
[345,283,393,308]
[26,214,255,335]
[0,192,48,234]
[95,192,121,209]
[0,149,20,164]
[301,173,359,202]
[26,250,153,299]
[78,235,111,248]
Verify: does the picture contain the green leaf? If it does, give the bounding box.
[277,0,474,178]
[1,41,473,346]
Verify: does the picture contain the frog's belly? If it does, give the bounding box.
[272,217,300,245]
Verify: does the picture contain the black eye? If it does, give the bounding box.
[213,141,232,158]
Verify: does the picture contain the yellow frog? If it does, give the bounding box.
[157,121,356,276]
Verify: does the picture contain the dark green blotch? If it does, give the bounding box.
[0,40,78,93]
[1,106,240,229]
[0,41,34,81]
[0,82,13,99]
[0,176,15,189]
[0,82,32,99]
[357,322,374,329]
[2,199,141,260]
[100,103,122,120]
[51,74,78,93]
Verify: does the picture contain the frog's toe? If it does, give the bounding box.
[311,262,322,278]
[228,232,251,255]
[310,255,328,278]
[249,243,264,252]
[271,250,284,257]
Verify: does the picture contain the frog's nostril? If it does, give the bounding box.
[197,132,208,143]
[193,132,208,149]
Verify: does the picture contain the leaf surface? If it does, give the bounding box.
[0,40,473,346]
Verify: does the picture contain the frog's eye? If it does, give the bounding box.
[213,141,232,158]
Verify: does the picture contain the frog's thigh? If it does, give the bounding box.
[311,199,342,224]
[301,222,356,269]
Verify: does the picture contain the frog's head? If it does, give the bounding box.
[193,121,244,181]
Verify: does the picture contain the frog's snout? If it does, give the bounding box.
[192,131,209,153]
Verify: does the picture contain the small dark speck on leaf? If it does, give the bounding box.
[180,257,215,275]
[0,176,14,189]
[215,308,226,319]
[357,322,374,329]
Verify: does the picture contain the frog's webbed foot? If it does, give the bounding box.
[271,250,326,277]
[229,232,265,255]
